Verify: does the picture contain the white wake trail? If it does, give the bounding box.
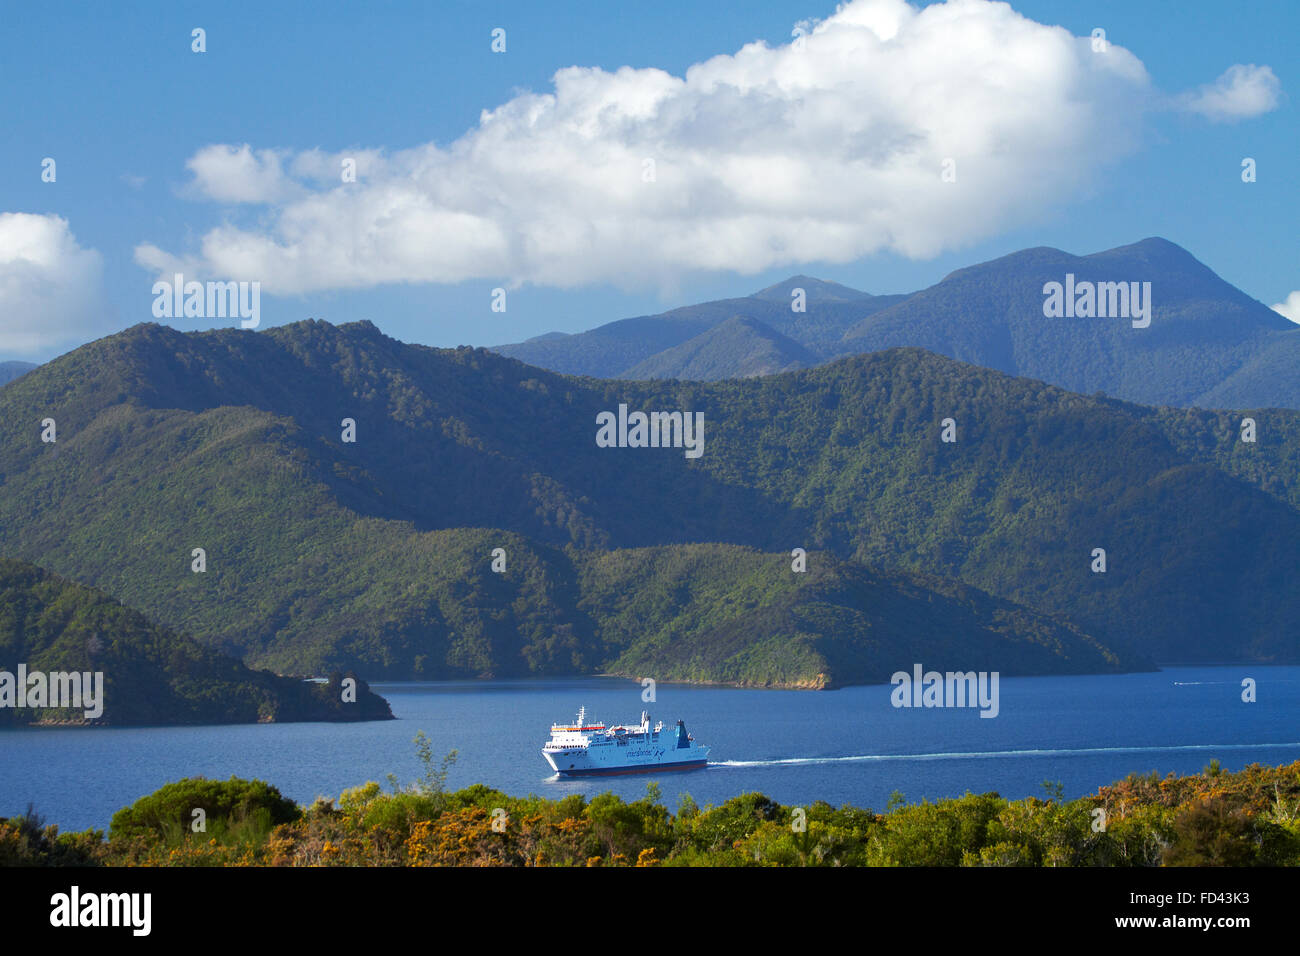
[712,740,1300,769]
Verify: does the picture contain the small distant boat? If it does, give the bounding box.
[541,707,710,776]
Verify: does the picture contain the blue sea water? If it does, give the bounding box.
[2,665,1297,832]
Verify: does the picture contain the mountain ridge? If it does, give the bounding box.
[493,238,1298,407]
[1,318,1296,684]
[620,315,817,380]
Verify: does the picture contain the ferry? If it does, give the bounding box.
[542,707,709,776]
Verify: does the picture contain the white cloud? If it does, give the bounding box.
[1178,64,1281,122]
[135,0,1277,295]
[1272,291,1300,324]
[184,144,302,203]
[0,213,105,355]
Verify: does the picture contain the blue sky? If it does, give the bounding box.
[1,0,1295,361]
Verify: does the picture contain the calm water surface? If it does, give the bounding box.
[3,665,1298,831]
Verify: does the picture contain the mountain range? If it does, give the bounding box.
[1,318,1296,689]
[495,239,1300,410]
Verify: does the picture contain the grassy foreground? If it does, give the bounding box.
[4,750,1299,867]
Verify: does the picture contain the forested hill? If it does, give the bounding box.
[0,557,393,725]
[0,319,1296,684]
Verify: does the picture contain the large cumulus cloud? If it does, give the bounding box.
[0,213,105,355]
[135,0,1277,294]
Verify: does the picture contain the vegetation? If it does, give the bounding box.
[0,557,393,725]
[0,316,1297,686]
[109,777,301,843]
[578,546,1131,688]
[5,757,1299,867]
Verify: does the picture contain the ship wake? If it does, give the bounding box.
[712,740,1300,768]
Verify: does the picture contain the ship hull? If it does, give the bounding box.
[550,759,708,777]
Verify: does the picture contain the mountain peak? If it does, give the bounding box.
[259,317,396,350]
[752,275,871,304]
[1086,236,1207,271]
[933,237,1228,294]
[1127,236,1190,253]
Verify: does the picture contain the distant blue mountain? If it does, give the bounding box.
[841,238,1298,409]
[620,315,817,380]
[0,361,37,386]
[494,239,1299,409]
[494,277,905,379]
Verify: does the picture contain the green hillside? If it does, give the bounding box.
[0,557,393,725]
[577,546,1128,688]
[0,319,1295,684]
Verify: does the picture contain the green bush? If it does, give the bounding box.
[109,776,300,843]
